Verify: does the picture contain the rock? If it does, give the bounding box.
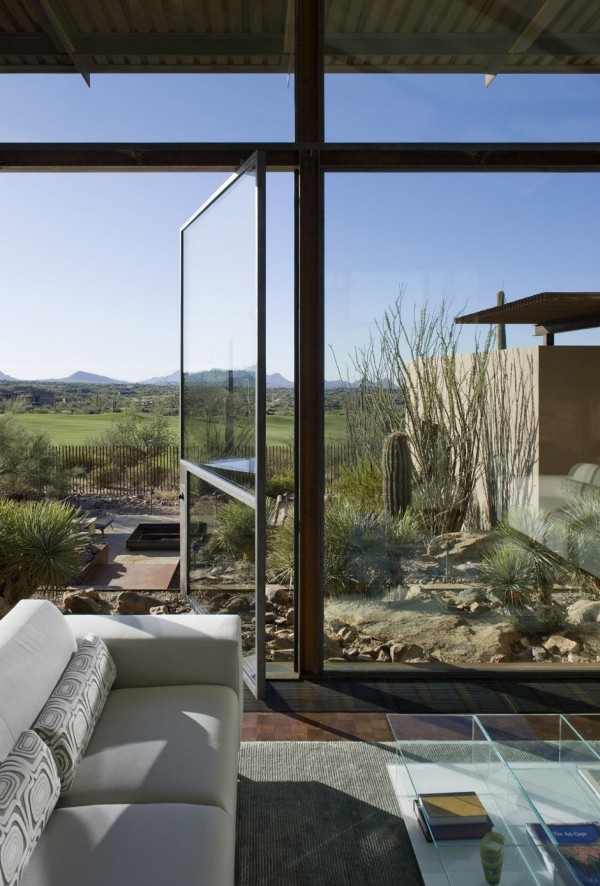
[457,588,487,606]
[566,600,600,625]
[265,611,276,624]
[149,605,169,615]
[63,592,106,614]
[389,643,426,662]
[427,532,494,564]
[266,585,290,606]
[117,591,165,614]
[543,635,581,656]
[489,654,509,663]
[286,607,295,626]
[532,646,548,661]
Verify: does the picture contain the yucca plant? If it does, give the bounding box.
[492,509,562,605]
[0,499,90,607]
[479,544,535,608]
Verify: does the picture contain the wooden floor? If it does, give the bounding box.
[242,711,394,741]
[242,711,393,741]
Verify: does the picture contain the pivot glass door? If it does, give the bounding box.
[180,153,266,698]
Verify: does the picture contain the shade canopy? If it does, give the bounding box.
[1,0,599,81]
[455,292,600,343]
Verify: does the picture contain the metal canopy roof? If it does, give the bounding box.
[1,0,599,80]
[455,292,600,342]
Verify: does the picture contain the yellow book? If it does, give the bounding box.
[419,791,488,826]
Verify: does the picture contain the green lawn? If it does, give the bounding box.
[12,412,349,446]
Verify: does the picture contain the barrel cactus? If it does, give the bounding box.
[382,431,412,518]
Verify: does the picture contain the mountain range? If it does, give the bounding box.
[0,369,356,388]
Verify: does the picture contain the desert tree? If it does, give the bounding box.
[346,292,493,536]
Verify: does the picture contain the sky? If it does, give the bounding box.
[1,70,600,383]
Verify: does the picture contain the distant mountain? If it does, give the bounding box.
[266,373,293,389]
[0,371,18,381]
[137,370,180,386]
[49,371,130,385]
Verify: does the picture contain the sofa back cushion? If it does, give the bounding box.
[0,730,60,886]
[568,463,600,486]
[0,601,77,761]
[33,635,116,795]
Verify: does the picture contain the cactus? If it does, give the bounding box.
[382,431,412,518]
[496,289,506,350]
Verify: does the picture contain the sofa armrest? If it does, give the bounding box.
[64,613,242,713]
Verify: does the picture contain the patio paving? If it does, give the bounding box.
[84,513,180,591]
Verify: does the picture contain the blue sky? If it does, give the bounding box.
[1,71,599,382]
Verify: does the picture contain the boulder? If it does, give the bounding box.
[543,635,581,656]
[117,591,165,614]
[566,600,600,625]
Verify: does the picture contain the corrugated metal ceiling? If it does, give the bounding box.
[0,0,598,78]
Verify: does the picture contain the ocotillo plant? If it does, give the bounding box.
[382,431,412,518]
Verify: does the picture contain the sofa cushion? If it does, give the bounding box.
[59,684,239,818]
[0,601,76,760]
[0,730,60,886]
[20,802,235,886]
[33,635,116,795]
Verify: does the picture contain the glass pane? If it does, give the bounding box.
[182,167,258,493]
[324,170,600,670]
[187,474,258,662]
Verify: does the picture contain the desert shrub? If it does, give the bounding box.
[210,498,277,563]
[265,467,294,498]
[266,505,295,585]
[0,414,74,498]
[332,458,383,513]
[389,507,424,545]
[324,500,401,598]
[0,499,90,607]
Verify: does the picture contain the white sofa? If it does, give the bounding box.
[539,462,600,513]
[0,599,242,886]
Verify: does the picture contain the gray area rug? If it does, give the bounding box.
[235,741,424,886]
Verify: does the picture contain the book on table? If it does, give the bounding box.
[527,821,600,886]
[413,798,493,843]
[579,768,600,802]
[418,791,489,826]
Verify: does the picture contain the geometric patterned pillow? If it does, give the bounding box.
[0,730,60,886]
[33,635,116,795]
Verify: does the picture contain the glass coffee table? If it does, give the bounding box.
[387,713,600,886]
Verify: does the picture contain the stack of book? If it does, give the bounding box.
[413,790,493,842]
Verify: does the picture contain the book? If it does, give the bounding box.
[413,799,493,842]
[579,769,600,802]
[527,821,600,886]
[418,791,489,826]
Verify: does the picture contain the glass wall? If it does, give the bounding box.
[324,171,600,669]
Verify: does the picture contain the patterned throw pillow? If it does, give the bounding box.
[0,730,60,886]
[33,635,116,795]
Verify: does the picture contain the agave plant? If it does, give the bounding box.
[491,508,563,605]
[324,500,401,598]
[0,499,90,607]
